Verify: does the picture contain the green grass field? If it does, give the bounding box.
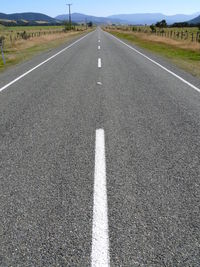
[0,24,88,32]
[0,25,65,32]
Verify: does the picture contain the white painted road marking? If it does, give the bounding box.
[107,31,200,94]
[0,32,94,93]
[98,58,102,68]
[98,40,101,43]
[98,46,101,50]
[92,129,110,267]
[97,82,102,85]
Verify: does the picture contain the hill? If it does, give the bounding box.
[188,15,200,25]
[108,13,200,25]
[55,13,127,25]
[0,12,60,26]
[55,12,200,25]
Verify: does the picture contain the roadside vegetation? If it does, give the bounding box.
[104,23,200,77]
[0,24,93,72]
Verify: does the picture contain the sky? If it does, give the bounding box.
[1,0,200,18]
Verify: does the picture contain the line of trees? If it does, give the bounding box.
[0,20,94,29]
[150,19,200,31]
[0,20,62,27]
[64,21,93,31]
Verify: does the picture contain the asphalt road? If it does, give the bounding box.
[0,28,200,266]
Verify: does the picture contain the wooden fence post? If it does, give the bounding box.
[196,32,200,42]
[0,37,6,64]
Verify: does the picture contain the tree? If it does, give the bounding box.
[150,24,156,32]
[171,22,189,28]
[155,20,167,28]
[87,21,93,27]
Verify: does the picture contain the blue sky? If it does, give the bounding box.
[1,0,200,17]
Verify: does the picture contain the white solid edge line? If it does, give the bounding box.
[105,31,200,94]
[0,31,93,93]
[91,129,110,267]
[98,58,102,68]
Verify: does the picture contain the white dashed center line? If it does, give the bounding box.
[98,58,102,68]
[98,46,101,50]
[91,129,110,267]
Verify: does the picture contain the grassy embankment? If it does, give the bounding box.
[104,27,200,78]
[0,25,92,72]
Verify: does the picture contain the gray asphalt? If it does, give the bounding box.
[0,28,200,266]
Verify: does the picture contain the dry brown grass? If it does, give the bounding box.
[135,32,200,51]
[0,30,91,71]
[13,31,80,50]
[113,30,200,52]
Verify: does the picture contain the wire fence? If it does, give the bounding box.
[106,26,200,43]
[0,27,86,48]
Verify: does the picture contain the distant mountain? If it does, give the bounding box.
[108,13,200,25]
[188,15,200,25]
[55,12,200,25]
[55,13,128,25]
[1,11,199,27]
[0,12,60,25]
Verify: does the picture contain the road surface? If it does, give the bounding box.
[0,28,200,266]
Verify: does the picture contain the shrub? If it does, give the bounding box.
[20,31,30,40]
[87,21,93,27]
[155,20,168,28]
[150,24,156,33]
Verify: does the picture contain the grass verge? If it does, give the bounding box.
[0,30,92,72]
[105,30,200,78]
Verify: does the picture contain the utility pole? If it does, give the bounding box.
[67,3,72,30]
[85,18,88,30]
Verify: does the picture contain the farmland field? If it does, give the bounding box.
[0,25,90,71]
[0,25,64,32]
[0,24,87,46]
[113,25,200,34]
[106,25,200,42]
